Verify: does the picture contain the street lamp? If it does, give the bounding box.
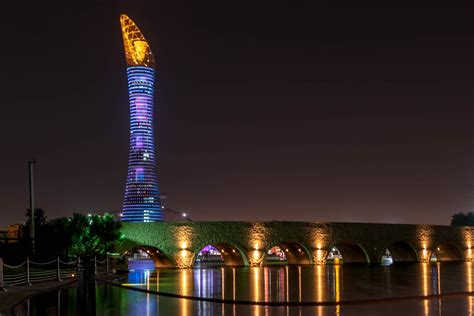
[28,159,36,253]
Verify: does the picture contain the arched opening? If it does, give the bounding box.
[263,242,311,265]
[265,246,288,265]
[386,241,418,263]
[326,246,343,265]
[431,243,464,262]
[127,245,172,269]
[380,249,393,266]
[194,245,224,266]
[194,243,247,267]
[329,242,370,264]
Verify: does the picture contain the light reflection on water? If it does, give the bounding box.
[16,262,474,315]
[468,262,473,314]
[422,262,430,315]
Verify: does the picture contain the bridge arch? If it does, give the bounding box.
[385,241,419,263]
[263,242,312,265]
[431,243,464,262]
[331,241,370,264]
[130,245,173,268]
[193,242,249,266]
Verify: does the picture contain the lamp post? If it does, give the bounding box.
[28,159,36,253]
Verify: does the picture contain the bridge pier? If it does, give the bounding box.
[310,248,328,265]
[465,247,473,261]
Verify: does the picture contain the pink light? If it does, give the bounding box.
[135,136,143,148]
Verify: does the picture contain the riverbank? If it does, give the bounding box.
[0,279,76,316]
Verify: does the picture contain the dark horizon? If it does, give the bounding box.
[0,2,473,227]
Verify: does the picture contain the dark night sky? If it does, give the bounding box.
[1,2,473,227]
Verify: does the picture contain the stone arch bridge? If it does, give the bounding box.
[118,222,474,269]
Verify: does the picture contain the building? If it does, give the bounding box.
[120,15,162,222]
[7,224,21,239]
[0,224,22,243]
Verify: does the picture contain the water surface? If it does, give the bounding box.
[16,262,474,315]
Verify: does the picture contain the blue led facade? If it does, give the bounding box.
[122,66,162,222]
[120,15,162,222]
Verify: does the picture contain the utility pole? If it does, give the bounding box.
[28,159,36,253]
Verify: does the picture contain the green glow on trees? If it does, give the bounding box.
[68,213,122,258]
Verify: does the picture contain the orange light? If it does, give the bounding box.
[120,14,155,68]
[133,40,148,62]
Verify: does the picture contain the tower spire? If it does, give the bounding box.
[120,14,155,68]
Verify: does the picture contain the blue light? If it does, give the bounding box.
[122,66,162,222]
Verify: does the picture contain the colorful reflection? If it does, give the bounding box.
[252,267,261,316]
[421,262,429,316]
[20,263,474,315]
[468,262,473,314]
[181,269,189,316]
[316,265,324,316]
[435,263,442,315]
[334,265,341,315]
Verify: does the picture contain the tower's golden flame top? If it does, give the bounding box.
[120,14,155,68]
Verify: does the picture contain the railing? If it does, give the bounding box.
[0,256,110,290]
[93,256,109,275]
[0,257,77,289]
[0,237,20,244]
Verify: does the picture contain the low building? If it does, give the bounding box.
[7,224,22,242]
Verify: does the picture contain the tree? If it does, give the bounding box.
[22,208,48,238]
[451,212,474,226]
[68,213,122,259]
[17,211,123,260]
[45,217,74,258]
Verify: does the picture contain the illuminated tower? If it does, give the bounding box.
[120,14,162,222]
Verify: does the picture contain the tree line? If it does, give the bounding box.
[451,212,474,226]
[1,209,122,261]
